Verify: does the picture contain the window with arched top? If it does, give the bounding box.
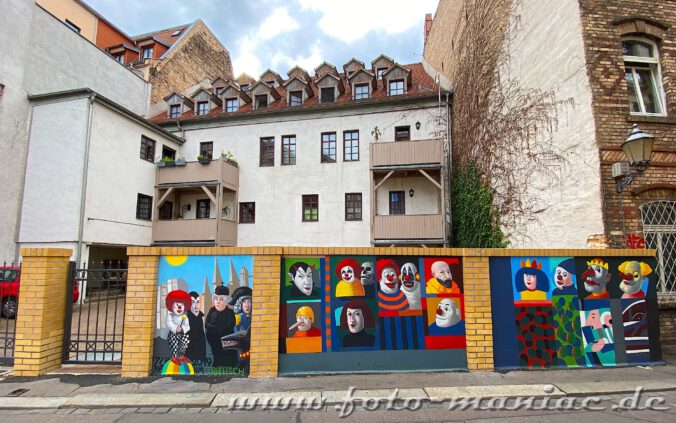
[640,200,676,302]
[622,38,666,115]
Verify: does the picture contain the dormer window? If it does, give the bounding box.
[376,67,388,78]
[225,98,238,112]
[171,29,183,37]
[255,95,268,109]
[169,104,181,119]
[354,83,369,100]
[197,101,209,115]
[241,84,250,92]
[289,91,302,106]
[142,47,154,59]
[321,87,335,103]
[389,79,405,95]
[215,87,225,96]
[114,53,124,63]
[266,81,275,88]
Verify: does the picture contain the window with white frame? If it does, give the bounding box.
[354,83,369,100]
[142,47,154,59]
[289,91,302,106]
[197,101,209,115]
[169,104,181,119]
[622,38,665,115]
[389,79,405,95]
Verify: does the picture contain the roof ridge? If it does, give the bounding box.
[131,22,193,40]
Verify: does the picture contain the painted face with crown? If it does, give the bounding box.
[581,259,611,294]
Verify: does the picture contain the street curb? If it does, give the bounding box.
[0,381,675,410]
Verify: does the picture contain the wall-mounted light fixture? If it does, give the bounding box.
[186,203,191,211]
[415,121,421,130]
[409,188,415,198]
[612,124,655,193]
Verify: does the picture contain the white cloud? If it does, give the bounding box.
[257,7,300,40]
[270,41,323,74]
[298,0,438,44]
[232,35,263,77]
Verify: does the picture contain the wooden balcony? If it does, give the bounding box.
[157,158,239,190]
[370,139,443,168]
[152,218,237,246]
[373,214,444,241]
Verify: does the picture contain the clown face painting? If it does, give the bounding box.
[427,298,465,336]
[335,258,365,297]
[379,263,399,294]
[360,262,374,285]
[581,259,611,298]
[376,259,409,313]
[400,262,421,310]
[618,261,652,299]
[552,258,576,296]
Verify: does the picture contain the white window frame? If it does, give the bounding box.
[622,37,666,117]
[388,79,405,96]
[353,83,369,100]
[169,104,181,118]
[142,47,154,59]
[225,97,238,112]
[197,101,209,116]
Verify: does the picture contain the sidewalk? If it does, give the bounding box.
[0,346,675,411]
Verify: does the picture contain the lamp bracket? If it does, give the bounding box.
[614,163,648,193]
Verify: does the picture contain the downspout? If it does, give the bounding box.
[75,94,96,267]
[445,92,452,246]
[14,105,35,262]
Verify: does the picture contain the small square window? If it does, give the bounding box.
[140,135,155,162]
[240,84,250,92]
[159,201,173,220]
[142,47,154,59]
[197,101,209,115]
[345,193,362,221]
[266,80,276,87]
[114,53,124,63]
[354,83,369,100]
[389,191,405,215]
[225,97,238,112]
[255,95,268,109]
[302,194,319,222]
[282,135,296,165]
[215,87,225,96]
[395,126,410,141]
[239,202,255,223]
[343,130,359,161]
[260,137,274,166]
[321,132,336,163]
[376,67,388,78]
[200,142,213,159]
[289,91,302,106]
[389,79,405,95]
[169,104,181,119]
[136,194,152,220]
[320,87,335,103]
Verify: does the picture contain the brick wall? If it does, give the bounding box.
[249,253,282,378]
[148,20,233,104]
[13,248,71,377]
[578,0,676,247]
[463,254,494,371]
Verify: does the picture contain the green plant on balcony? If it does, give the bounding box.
[197,154,211,164]
[157,156,175,167]
[221,150,238,167]
[175,155,186,166]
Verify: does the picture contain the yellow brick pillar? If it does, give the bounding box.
[14,248,72,376]
[249,252,282,378]
[462,253,495,371]
[120,250,159,377]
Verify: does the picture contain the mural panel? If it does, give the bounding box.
[153,255,254,376]
[279,255,467,374]
[490,255,661,370]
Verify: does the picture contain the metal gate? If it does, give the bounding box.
[0,261,20,364]
[63,261,127,363]
[641,200,676,304]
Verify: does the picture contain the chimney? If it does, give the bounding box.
[424,13,433,46]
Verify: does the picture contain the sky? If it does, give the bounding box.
[85,0,439,78]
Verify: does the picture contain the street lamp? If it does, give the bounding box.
[613,124,654,193]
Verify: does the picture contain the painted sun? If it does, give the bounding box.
[165,256,188,266]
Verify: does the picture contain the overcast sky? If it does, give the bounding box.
[85,0,439,78]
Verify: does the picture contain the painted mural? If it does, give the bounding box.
[490,256,661,369]
[279,255,467,374]
[153,255,254,376]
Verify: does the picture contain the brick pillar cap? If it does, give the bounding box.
[21,248,73,258]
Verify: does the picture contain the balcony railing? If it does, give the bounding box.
[373,214,444,240]
[152,218,237,246]
[157,159,239,189]
[370,139,443,168]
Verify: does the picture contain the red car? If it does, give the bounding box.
[0,266,80,319]
[0,266,20,319]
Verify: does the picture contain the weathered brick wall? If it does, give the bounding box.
[422,0,467,81]
[13,248,71,376]
[148,20,233,104]
[660,305,676,345]
[578,0,676,248]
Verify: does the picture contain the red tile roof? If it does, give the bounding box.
[151,63,439,124]
[132,24,191,47]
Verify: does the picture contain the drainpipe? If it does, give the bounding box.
[445,92,452,246]
[75,94,96,267]
[14,105,35,262]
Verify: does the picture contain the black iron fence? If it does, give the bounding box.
[63,260,127,364]
[0,260,20,364]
